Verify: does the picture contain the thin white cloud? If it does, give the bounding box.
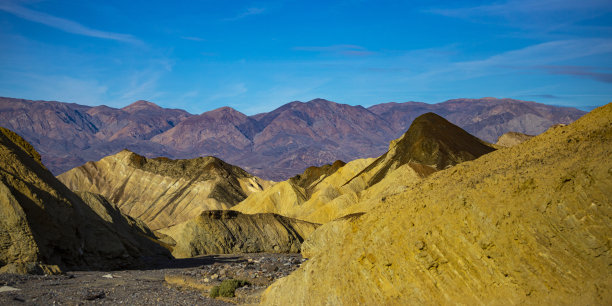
[117,70,164,102]
[415,39,612,81]
[0,1,141,44]
[225,7,265,21]
[428,0,612,18]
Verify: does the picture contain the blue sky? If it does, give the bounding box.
[0,0,611,114]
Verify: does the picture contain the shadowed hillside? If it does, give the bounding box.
[0,127,170,274]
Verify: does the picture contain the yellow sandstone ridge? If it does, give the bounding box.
[57,150,272,230]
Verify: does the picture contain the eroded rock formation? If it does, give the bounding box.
[57,150,271,230]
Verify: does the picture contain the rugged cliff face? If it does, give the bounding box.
[261,103,612,305]
[0,127,170,274]
[234,113,495,224]
[158,210,319,258]
[57,150,272,230]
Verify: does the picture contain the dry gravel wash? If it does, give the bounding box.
[0,253,303,305]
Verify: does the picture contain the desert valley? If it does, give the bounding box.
[1,1,611,305]
[0,96,610,305]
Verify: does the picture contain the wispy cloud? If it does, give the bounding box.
[519,94,562,99]
[294,44,375,56]
[536,65,612,83]
[117,70,164,102]
[0,1,141,44]
[225,7,265,21]
[428,0,612,18]
[426,0,612,37]
[415,39,612,81]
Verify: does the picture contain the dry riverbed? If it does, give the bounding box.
[0,253,304,305]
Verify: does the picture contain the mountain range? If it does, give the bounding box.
[0,96,585,180]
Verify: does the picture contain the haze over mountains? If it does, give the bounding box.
[0,96,584,180]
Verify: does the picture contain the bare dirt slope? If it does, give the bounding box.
[262,104,611,305]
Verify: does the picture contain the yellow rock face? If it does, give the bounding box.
[57,150,272,230]
[0,127,170,273]
[233,158,375,224]
[158,210,319,258]
[261,104,612,305]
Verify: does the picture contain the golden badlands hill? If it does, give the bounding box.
[234,113,495,224]
[0,127,170,274]
[261,103,612,305]
[57,150,272,230]
[158,210,318,258]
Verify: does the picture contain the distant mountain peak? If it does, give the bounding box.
[206,106,245,116]
[122,100,162,112]
[307,98,334,104]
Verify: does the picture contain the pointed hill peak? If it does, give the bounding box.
[306,98,334,104]
[388,112,495,168]
[122,100,162,112]
[349,112,496,187]
[204,106,246,117]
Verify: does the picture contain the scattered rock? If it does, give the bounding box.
[84,290,105,301]
[0,286,20,293]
